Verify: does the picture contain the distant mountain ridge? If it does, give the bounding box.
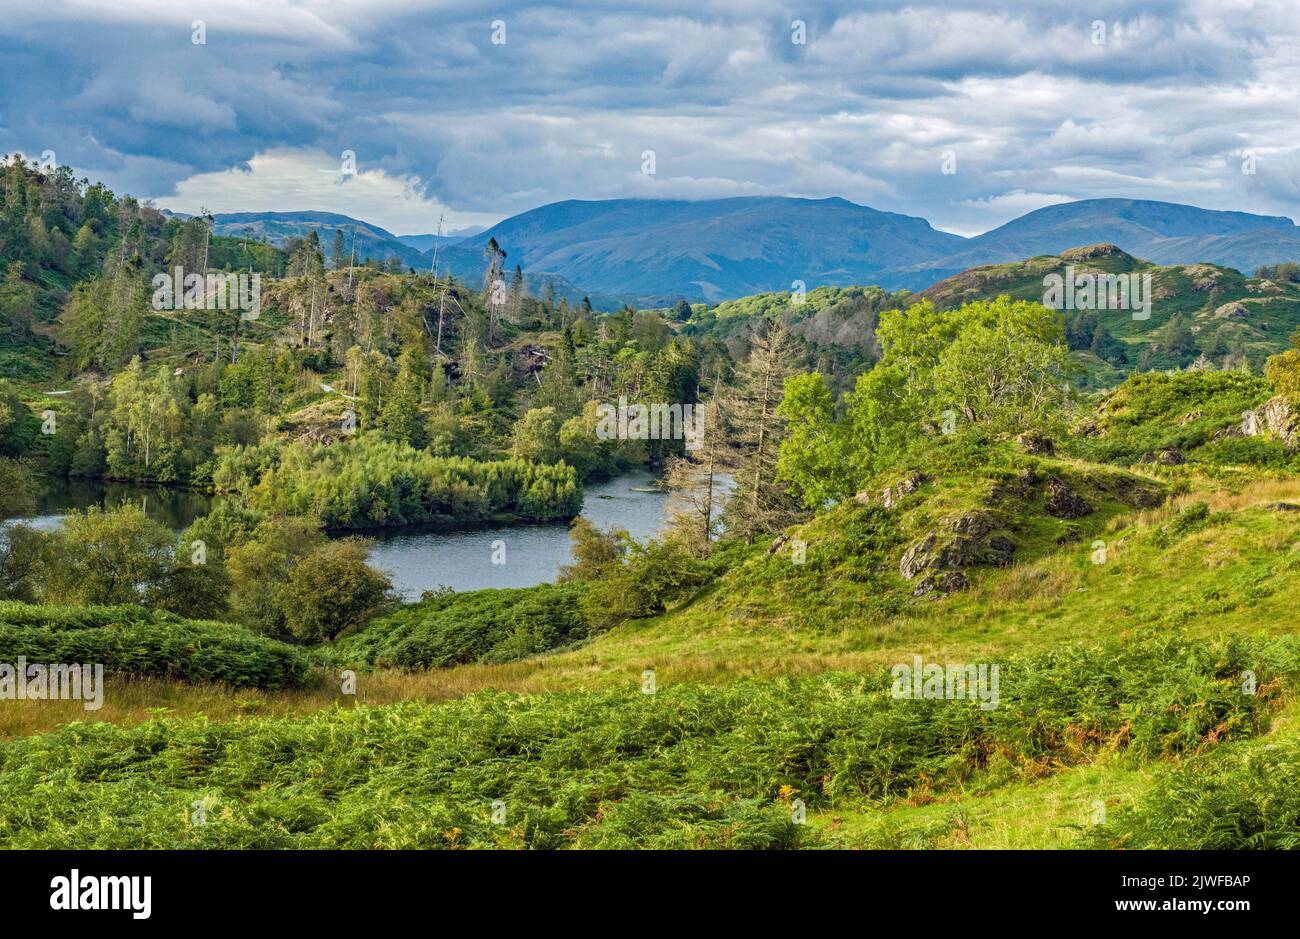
[893,198,1300,289]
[195,198,1300,308]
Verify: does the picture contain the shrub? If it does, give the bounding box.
[0,633,1288,848]
[580,538,711,629]
[1266,348,1300,403]
[0,602,314,688]
[1085,737,1300,849]
[329,583,587,669]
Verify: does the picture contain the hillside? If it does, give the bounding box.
[433,196,966,303]
[211,211,430,269]
[919,243,1300,378]
[895,198,1300,289]
[7,397,1300,848]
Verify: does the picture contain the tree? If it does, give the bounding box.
[62,263,146,372]
[225,516,326,635]
[847,297,1068,476]
[1162,313,1198,366]
[379,348,426,447]
[1089,324,1127,365]
[774,371,853,508]
[1266,349,1300,402]
[725,318,802,542]
[665,391,736,554]
[578,538,709,630]
[930,299,1069,435]
[482,237,506,342]
[277,539,391,642]
[145,550,232,620]
[0,260,37,337]
[512,406,564,464]
[0,457,35,519]
[559,517,629,583]
[0,380,38,457]
[40,503,173,605]
[331,228,347,270]
[773,297,1073,505]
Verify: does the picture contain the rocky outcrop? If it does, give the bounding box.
[899,534,939,580]
[1138,448,1186,466]
[1014,431,1055,456]
[909,571,967,598]
[898,523,1015,598]
[1213,301,1249,320]
[1260,396,1300,450]
[1060,243,1133,263]
[1045,477,1093,518]
[880,473,928,509]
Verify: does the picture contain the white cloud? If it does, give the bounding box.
[161,149,501,234]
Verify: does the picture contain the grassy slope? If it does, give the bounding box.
[5,437,1300,846]
[919,246,1300,373]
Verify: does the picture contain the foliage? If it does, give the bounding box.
[776,297,1070,505]
[329,583,588,669]
[1266,348,1300,403]
[213,435,583,529]
[1074,370,1271,466]
[277,539,392,642]
[578,537,711,630]
[0,601,314,688]
[0,633,1287,848]
[1085,734,1300,849]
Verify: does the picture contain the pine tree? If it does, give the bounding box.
[724,319,802,542]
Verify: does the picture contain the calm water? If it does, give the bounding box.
[27,477,215,532]
[26,469,724,599]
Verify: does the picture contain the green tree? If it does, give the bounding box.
[277,538,392,642]
[41,503,173,605]
[1162,313,1198,366]
[512,406,564,464]
[774,372,853,508]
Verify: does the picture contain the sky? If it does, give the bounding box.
[0,0,1296,237]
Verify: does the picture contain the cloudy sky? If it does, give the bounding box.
[1,0,1296,236]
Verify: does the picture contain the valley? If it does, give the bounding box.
[2,155,1300,851]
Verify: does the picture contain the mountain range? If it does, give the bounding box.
[200,197,1300,307]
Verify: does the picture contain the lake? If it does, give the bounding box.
[26,470,727,599]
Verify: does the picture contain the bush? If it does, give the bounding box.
[1266,348,1300,403]
[39,504,174,606]
[329,583,587,669]
[0,602,314,688]
[580,538,711,629]
[1085,737,1300,849]
[1077,370,1271,465]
